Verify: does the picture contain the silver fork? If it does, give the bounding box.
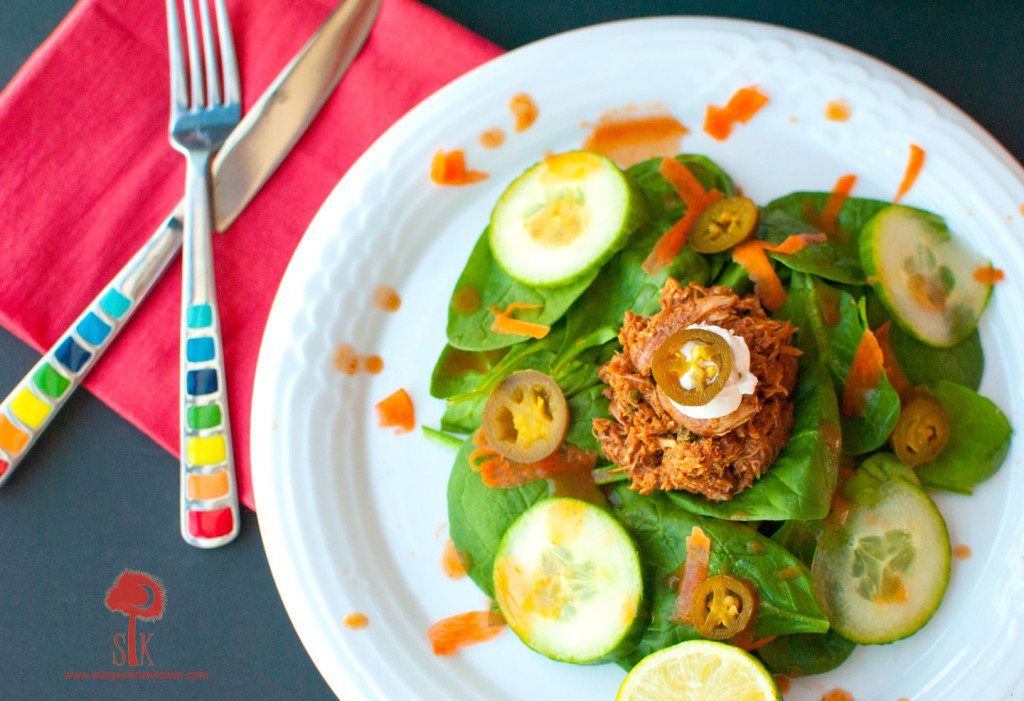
[165,0,241,548]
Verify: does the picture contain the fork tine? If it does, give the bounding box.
[213,0,241,105]
[164,0,189,112]
[181,0,205,109]
[197,0,221,107]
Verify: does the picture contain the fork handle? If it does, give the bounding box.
[0,214,184,488]
[179,152,240,549]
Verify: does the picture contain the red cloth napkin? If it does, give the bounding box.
[0,0,500,509]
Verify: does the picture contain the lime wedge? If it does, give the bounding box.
[617,640,781,701]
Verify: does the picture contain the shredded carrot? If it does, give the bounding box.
[658,156,708,204]
[488,302,550,339]
[642,158,723,273]
[973,265,1005,285]
[469,431,597,488]
[761,232,828,255]
[873,321,912,397]
[703,86,769,141]
[730,234,827,312]
[819,174,858,237]
[738,635,778,652]
[428,610,505,655]
[894,144,925,202]
[669,526,712,624]
[375,388,415,434]
[430,149,488,186]
[842,329,885,418]
[732,242,785,312]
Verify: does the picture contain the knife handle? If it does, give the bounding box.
[0,213,184,488]
[178,155,240,549]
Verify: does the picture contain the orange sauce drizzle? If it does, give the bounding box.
[362,355,384,375]
[775,675,792,693]
[373,284,401,312]
[821,689,855,701]
[581,106,689,167]
[333,344,383,375]
[342,612,369,629]
[332,344,360,375]
[954,544,972,560]
[825,98,852,121]
[775,566,801,581]
[430,149,488,186]
[479,128,506,149]
[452,286,481,315]
[441,539,468,579]
[510,93,538,132]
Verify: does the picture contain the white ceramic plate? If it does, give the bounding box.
[251,17,1024,700]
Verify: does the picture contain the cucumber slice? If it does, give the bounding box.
[811,454,950,644]
[489,151,643,287]
[493,497,645,664]
[860,205,992,347]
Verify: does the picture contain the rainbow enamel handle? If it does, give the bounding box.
[178,155,240,549]
[0,215,183,488]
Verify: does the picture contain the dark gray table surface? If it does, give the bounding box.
[2,1,1021,699]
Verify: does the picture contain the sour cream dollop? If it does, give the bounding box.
[668,323,758,420]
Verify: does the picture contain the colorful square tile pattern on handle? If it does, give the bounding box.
[186,435,227,466]
[187,471,230,500]
[186,337,216,362]
[187,304,213,329]
[187,507,233,539]
[0,416,29,455]
[99,289,131,319]
[33,363,70,399]
[76,312,112,346]
[187,404,222,430]
[54,337,91,374]
[186,369,219,396]
[9,388,51,430]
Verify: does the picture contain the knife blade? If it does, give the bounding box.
[213,0,381,229]
[0,0,381,487]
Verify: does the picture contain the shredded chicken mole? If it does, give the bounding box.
[593,280,800,500]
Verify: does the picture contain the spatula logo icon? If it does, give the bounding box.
[104,570,166,667]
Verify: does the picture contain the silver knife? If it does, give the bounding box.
[0,0,382,488]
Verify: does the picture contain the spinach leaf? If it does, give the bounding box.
[439,349,560,434]
[430,345,508,399]
[556,242,710,367]
[913,381,1012,494]
[889,323,984,391]
[760,208,865,285]
[783,273,900,455]
[565,385,610,452]
[770,519,823,568]
[666,361,841,522]
[760,193,892,286]
[445,230,600,352]
[627,154,738,217]
[447,438,549,596]
[436,330,567,434]
[613,489,828,669]
[756,630,856,677]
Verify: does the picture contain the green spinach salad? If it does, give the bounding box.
[424,150,1011,690]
